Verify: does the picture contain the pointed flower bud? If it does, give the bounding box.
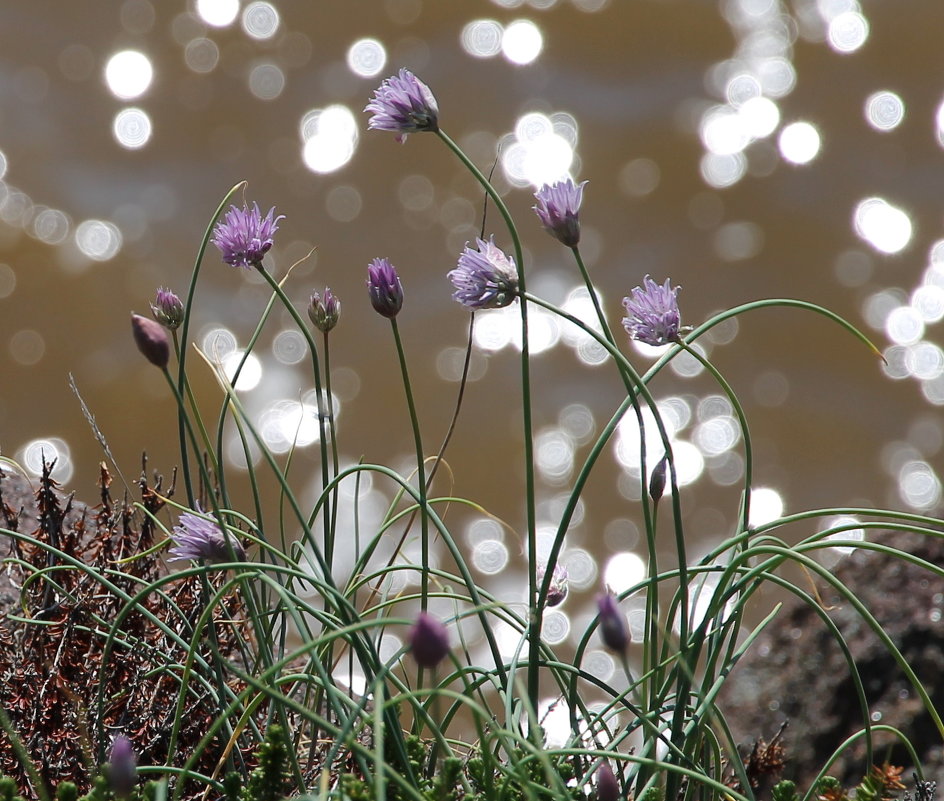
[365,68,439,143]
[597,593,629,654]
[107,735,136,799]
[649,454,668,503]
[309,288,340,333]
[131,313,170,369]
[367,258,404,318]
[533,178,587,247]
[538,563,569,608]
[595,762,620,801]
[211,202,283,269]
[410,611,450,668]
[150,287,184,330]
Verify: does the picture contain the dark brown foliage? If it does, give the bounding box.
[0,463,253,799]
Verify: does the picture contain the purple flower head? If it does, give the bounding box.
[621,276,682,347]
[448,236,519,310]
[150,287,184,330]
[595,762,620,801]
[131,313,170,369]
[367,258,404,318]
[108,735,137,798]
[597,593,629,654]
[538,563,569,608]
[211,202,283,269]
[533,178,587,247]
[309,288,340,333]
[365,68,439,143]
[170,508,246,564]
[410,611,450,669]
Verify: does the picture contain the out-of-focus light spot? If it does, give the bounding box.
[935,98,944,148]
[31,209,70,244]
[865,91,904,132]
[559,403,595,443]
[104,50,153,100]
[248,62,285,100]
[75,220,122,261]
[701,106,749,155]
[748,487,783,527]
[827,11,869,53]
[112,107,152,149]
[822,515,865,556]
[501,112,576,187]
[757,57,796,98]
[739,96,780,138]
[725,73,761,106]
[885,305,924,346]
[619,158,660,197]
[753,369,789,406]
[853,197,913,254]
[10,329,44,365]
[604,552,645,594]
[502,19,543,65]
[882,345,910,380]
[536,428,575,484]
[185,38,220,73]
[473,305,516,351]
[201,326,237,362]
[471,539,509,574]
[573,0,609,10]
[301,105,358,174]
[713,220,764,261]
[347,38,386,77]
[863,287,905,330]
[778,121,820,164]
[700,151,747,188]
[435,346,487,382]
[0,264,14,298]
[241,1,280,39]
[906,341,944,380]
[259,399,321,453]
[669,343,707,378]
[0,150,7,180]
[221,350,262,391]
[272,330,307,365]
[326,185,362,223]
[898,460,941,510]
[541,611,570,645]
[20,437,72,484]
[694,416,740,456]
[197,0,239,27]
[461,19,503,58]
[912,284,944,323]
[835,249,873,287]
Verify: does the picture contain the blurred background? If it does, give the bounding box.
[1,0,943,669]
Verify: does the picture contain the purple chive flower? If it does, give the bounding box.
[448,236,519,309]
[595,762,620,801]
[533,178,587,247]
[367,258,404,318]
[211,202,283,269]
[365,68,439,143]
[107,735,137,798]
[410,612,450,669]
[131,313,170,369]
[169,509,246,564]
[309,288,340,333]
[150,287,184,330]
[621,276,683,347]
[538,563,569,608]
[597,593,629,654]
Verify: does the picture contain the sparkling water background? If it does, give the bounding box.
[1,0,943,683]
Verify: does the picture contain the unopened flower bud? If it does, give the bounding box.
[597,593,629,654]
[107,735,136,799]
[367,258,404,318]
[150,287,184,330]
[131,313,170,369]
[309,288,340,332]
[410,611,450,668]
[539,563,569,608]
[595,762,620,801]
[649,454,668,503]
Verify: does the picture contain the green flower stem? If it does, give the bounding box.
[323,330,341,563]
[390,318,429,611]
[177,180,246,506]
[435,127,539,709]
[571,245,616,346]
